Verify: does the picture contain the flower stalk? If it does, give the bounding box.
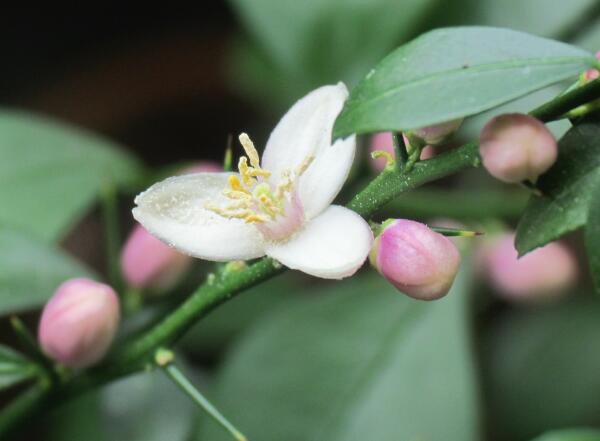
[155,348,248,441]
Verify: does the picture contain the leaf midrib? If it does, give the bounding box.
[346,56,590,109]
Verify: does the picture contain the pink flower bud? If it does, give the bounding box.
[410,118,463,145]
[38,278,120,369]
[121,224,192,292]
[479,113,557,183]
[370,219,461,300]
[482,233,577,301]
[368,133,434,173]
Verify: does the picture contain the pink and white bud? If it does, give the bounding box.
[370,219,461,300]
[121,224,192,292]
[368,132,433,173]
[480,113,557,183]
[38,278,120,369]
[482,233,577,301]
[410,118,463,145]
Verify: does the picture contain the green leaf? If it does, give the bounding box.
[333,27,595,139]
[484,300,600,441]
[0,110,144,243]
[229,0,441,108]
[531,429,600,441]
[0,227,94,314]
[48,368,195,441]
[196,268,479,441]
[0,345,36,390]
[585,180,600,294]
[533,428,600,441]
[516,116,600,255]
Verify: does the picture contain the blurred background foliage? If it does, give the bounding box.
[2,2,600,441]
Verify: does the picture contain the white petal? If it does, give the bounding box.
[299,133,355,219]
[261,83,356,218]
[265,205,373,279]
[132,173,266,261]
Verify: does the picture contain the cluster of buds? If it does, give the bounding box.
[369,119,463,172]
[38,162,224,369]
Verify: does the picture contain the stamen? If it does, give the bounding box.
[206,133,313,229]
[239,133,261,169]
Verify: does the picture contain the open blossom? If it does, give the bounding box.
[370,219,461,300]
[482,233,577,301]
[38,278,120,369]
[479,113,557,183]
[133,84,373,279]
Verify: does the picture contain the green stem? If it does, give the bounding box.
[101,183,122,291]
[348,142,480,216]
[391,132,407,170]
[159,356,247,441]
[530,77,600,122]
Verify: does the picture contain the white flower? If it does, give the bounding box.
[132,83,373,279]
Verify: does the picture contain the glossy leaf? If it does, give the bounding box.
[484,301,600,441]
[531,429,600,441]
[333,27,595,139]
[0,228,94,314]
[0,345,36,390]
[197,268,478,441]
[0,110,144,243]
[516,117,600,255]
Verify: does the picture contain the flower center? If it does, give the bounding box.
[206,133,313,240]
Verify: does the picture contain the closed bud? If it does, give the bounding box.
[38,278,120,369]
[479,113,557,183]
[370,219,461,300]
[410,118,463,145]
[369,133,433,173]
[121,224,192,292]
[482,233,577,301]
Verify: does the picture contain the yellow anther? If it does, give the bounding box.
[248,168,272,178]
[223,189,252,200]
[244,214,268,223]
[238,157,254,186]
[239,133,261,169]
[229,175,250,194]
